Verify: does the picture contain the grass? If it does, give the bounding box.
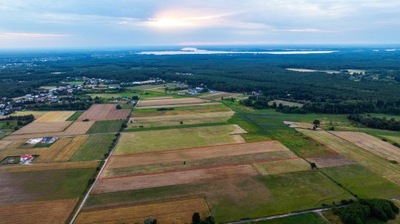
[256,213,328,224]
[115,124,244,154]
[66,111,84,121]
[71,134,116,161]
[86,120,125,134]
[133,103,231,117]
[321,164,400,198]
[0,168,97,202]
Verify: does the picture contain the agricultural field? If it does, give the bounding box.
[0,161,99,173]
[11,121,72,135]
[34,111,76,122]
[76,197,210,224]
[133,103,231,117]
[0,198,78,224]
[63,121,95,135]
[71,134,116,161]
[128,111,234,129]
[258,213,328,224]
[137,97,210,107]
[330,131,400,162]
[77,104,131,121]
[86,120,125,134]
[199,91,246,101]
[12,110,48,119]
[114,124,246,154]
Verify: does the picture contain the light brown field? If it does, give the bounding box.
[254,158,310,175]
[0,161,99,173]
[331,131,400,162]
[307,154,354,168]
[94,164,259,194]
[12,111,48,119]
[76,197,209,224]
[34,111,76,122]
[0,198,78,224]
[129,111,234,128]
[77,104,130,121]
[35,135,88,162]
[103,141,295,178]
[297,129,400,178]
[137,98,209,107]
[63,121,95,135]
[11,122,72,135]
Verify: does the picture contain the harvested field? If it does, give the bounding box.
[102,141,296,178]
[254,158,310,175]
[76,197,209,224]
[63,121,95,135]
[307,154,354,168]
[104,141,295,178]
[11,121,72,135]
[12,111,48,119]
[297,129,400,177]
[137,102,220,109]
[331,131,400,162]
[35,135,88,162]
[0,161,99,173]
[137,97,209,107]
[93,164,259,194]
[77,104,131,121]
[114,125,246,155]
[34,111,76,122]
[129,111,234,128]
[0,198,78,224]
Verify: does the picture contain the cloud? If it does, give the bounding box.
[0,32,70,39]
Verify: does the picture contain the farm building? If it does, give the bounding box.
[20,154,34,164]
[41,137,58,144]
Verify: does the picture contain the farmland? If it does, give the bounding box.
[137,97,209,107]
[71,134,116,161]
[34,111,76,122]
[77,104,131,121]
[133,103,231,117]
[11,121,71,135]
[114,124,246,154]
[87,120,125,134]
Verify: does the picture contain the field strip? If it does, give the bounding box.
[136,102,221,109]
[101,156,300,180]
[330,131,400,162]
[0,161,99,172]
[137,98,209,107]
[0,198,78,224]
[93,164,259,194]
[75,197,209,224]
[131,111,234,122]
[34,111,76,122]
[11,121,72,135]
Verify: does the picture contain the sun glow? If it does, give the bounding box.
[147,17,194,28]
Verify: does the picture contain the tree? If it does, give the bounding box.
[116,104,122,109]
[192,212,201,224]
[310,162,317,170]
[313,119,320,130]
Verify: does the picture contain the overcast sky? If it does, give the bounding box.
[0,0,399,48]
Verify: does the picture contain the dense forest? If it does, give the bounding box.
[1,47,400,114]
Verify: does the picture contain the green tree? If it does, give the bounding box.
[313,119,320,130]
[192,212,201,224]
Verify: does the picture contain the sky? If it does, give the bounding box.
[0,0,400,49]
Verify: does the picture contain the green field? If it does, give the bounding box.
[133,103,231,117]
[257,213,328,224]
[86,170,350,223]
[321,164,400,198]
[87,120,125,134]
[66,111,84,121]
[71,134,116,161]
[0,168,97,203]
[114,124,244,154]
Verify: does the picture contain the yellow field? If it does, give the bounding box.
[0,161,99,173]
[129,111,234,128]
[12,111,48,119]
[35,135,88,162]
[63,121,95,135]
[297,129,400,178]
[331,132,400,162]
[76,197,210,224]
[0,198,78,224]
[34,111,76,122]
[254,158,310,175]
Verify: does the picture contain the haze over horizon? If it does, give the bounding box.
[1,0,400,49]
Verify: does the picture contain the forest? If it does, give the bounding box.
[1,47,400,114]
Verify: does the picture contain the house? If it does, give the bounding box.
[20,154,34,164]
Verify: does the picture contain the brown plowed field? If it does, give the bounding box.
[76,197,209,224]
[34,111,76,122]
[0,198,78,224]
[77,104,131,121]
[331,131,400,162]
[11,122,72,135]
[137,98,209,107]
[93,164,259,194]
[307,154,354,168]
